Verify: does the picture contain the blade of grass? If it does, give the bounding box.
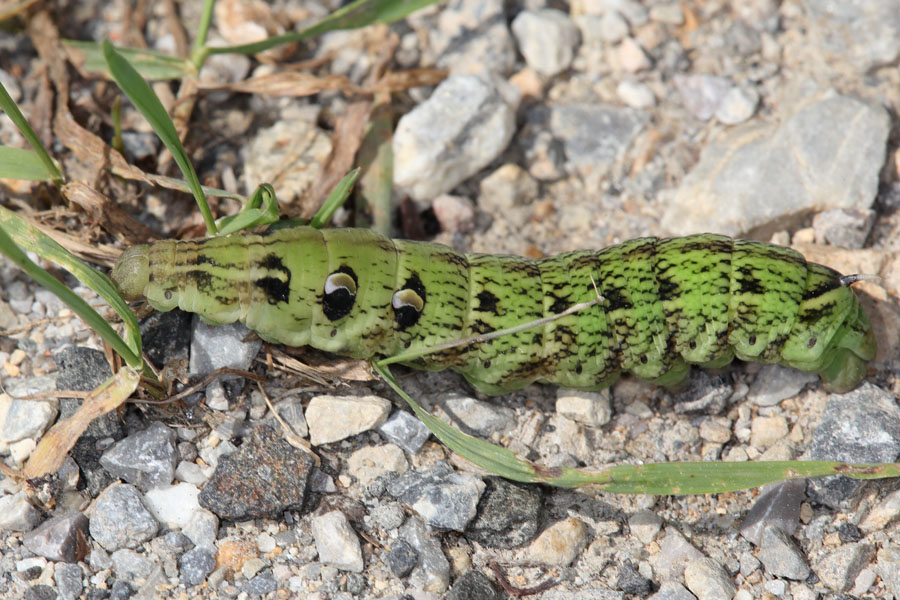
[0,80,63,184]
[309,168,360,229]
[203,0,442,59]
[0,147,60,181]
[374,362,900,493]
[101,40,217,236]
[63,40,194,80]
[216,184,280,235]
[0,207,150,378]
[190,0,217,67]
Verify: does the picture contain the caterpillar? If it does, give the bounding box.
[111,227,876,394]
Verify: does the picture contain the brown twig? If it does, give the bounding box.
[488,560,559,597]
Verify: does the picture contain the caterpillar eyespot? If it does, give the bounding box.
[111,227,876,395]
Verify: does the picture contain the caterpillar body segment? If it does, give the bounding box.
[111,228,876,394]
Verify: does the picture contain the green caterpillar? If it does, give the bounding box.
[111,228,875,394]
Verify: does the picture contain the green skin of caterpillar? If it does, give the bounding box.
[111,228,875,395]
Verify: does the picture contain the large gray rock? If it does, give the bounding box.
[663,89,889,236]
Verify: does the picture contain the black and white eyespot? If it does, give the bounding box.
[393,273,426,330]
[323,267,357,321]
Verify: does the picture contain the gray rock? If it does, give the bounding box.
[464,477,543,548]
[684,557,736,600]
[617,561,653,595]
[803,0,900,71]
[757,524,810,580]
[179,545,216,587]
[199,424,315,520]
[815,543,874,592]
[748,364,818,407]
[387,461,485,531]
[378,410,431,454]
[53,562,83,600]
[663,89,889,236]
[111,548,155,583]
[434,0,516,76]
[524,103,648,176]
[394,74,517,201]
[55,347,121,496]
[511,9,580,77]
[439,394,514,436]
[0,386,58,443]
[812,208,876,248]
[370,502,406,531]
[0,491,41,532]
[598,11,630,43]
[89,484,159,551]
[109,580,133,600]
[267,397,309,439]
[386,539,418,577]
[629,510,663,544]
[242,571,277,595]
[715,86,759,125]
[651,528,704,580]
[190,318,262,377]
[876,546,900,599]
[674,74,733,121]
[23,512,89,563]
[182,508,218,548]
[805,383,900,507]
[139,310,192,367]
[555,389,611,426]
[740,479,805,545]
[100,421,178,491]
[861,488,900,532]
[400,516,451,593]
[648,582,697,600]
[311,510,364,572]
[446,570,501,600]
[671,371,732,415]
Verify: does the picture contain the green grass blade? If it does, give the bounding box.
[101,40,217,236]
[0,80,63,184]
[0,147,60,181]
[374,362,900,493]
[0,208,150,377]
[190,0,216,67]
[309,168,360,229]
[216,184,280,235]
[63,40,194,80]
[204,0,442,57]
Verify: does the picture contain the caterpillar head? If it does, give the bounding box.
[111,245,151,300]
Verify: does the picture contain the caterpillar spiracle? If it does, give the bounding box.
[111,227,876,394]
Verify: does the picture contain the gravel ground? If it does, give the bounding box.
[2,1,900,599]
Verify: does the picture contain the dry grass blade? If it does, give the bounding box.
[269,348,375,383]
[20,367,139,479]
[198,71,360,97]
[303,100,371,217]
[62,182,158,243]
[371,67,447,93]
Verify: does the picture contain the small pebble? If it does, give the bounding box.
[525,517,588,566]
[311,511,364,573]
[306,395,392,445]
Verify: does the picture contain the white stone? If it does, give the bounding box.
[174,461,208,486]
[0,393,58,444]
[143,482,201,530]
[305,395,392,445]
[525,517,589,566]
[617,79,656,108]
[511,9,580,77]
[0,491,41,531]
[311,511,364,572]
[555,389,611,427]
